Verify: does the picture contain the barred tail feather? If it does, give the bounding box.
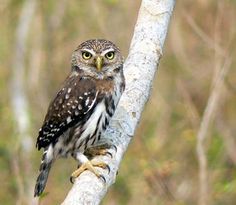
[34,148,53,197]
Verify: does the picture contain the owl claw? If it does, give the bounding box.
[110,145,117,153]
[104,164,110,174]
[85,145,114,158]
[106,151,113,158]
[70,176,75,184]
[99,174,106,184]
[70,159,109,184]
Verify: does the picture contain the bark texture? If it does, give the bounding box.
[62,0,175,204]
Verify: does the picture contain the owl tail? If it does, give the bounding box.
[34,148,53,197]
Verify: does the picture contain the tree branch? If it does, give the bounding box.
[61,0,175,204]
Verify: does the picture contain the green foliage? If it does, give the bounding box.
[103,0,119,5]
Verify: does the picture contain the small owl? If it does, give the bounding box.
[34,39,125,197]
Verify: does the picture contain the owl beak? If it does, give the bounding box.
[95,56,103,71]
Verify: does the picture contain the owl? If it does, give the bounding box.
[34,39,125,197]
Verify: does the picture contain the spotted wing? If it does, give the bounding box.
[36,73,99,150]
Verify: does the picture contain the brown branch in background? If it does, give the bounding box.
[182,3,232,205]
[196,56,232,205]
[183,11,226,57]
[10,0,38,204]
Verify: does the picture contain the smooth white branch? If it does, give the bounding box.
[62,0,175,204]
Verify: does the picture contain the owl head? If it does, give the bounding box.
[71,39,123,78]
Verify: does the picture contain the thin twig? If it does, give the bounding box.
[183,11,226,57]
[196,56,232,205]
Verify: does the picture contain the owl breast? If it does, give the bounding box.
[53,74,124,158]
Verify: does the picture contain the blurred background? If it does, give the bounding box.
[0,0,236,204]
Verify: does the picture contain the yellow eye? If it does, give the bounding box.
[105,51,115,60]
[82,51,92,60]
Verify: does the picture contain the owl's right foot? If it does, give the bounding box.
[70,159,110,183]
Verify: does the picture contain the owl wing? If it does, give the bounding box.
[36,73,100,150]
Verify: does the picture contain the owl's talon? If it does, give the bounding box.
[111,145,117,153]
[106,151,113,158]
[71,159,108,183]
[70,176,75,184]
[85,145,114,158]
[104,164,110,174]
[99,175,106,184]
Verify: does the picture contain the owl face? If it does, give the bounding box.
[71,39,123,78]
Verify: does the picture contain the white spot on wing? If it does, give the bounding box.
[67,116,72,123]
[85,97,90,106]
[83,91,98,114]
[75,111,79,116]
[67,88,71,93]
[78,104,82,110]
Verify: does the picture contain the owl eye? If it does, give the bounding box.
[82,51,92,60]
[105,51,115,60]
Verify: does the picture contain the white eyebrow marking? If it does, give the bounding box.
[101,48,115,56]
[81,49,96,56]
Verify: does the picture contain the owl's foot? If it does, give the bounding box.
[85,143,117,158]
[70,159,110,183]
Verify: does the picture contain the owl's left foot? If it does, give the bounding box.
[70,159,110,183]
[85,143,117,158]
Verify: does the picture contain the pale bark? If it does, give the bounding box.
[62,0,175,204]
